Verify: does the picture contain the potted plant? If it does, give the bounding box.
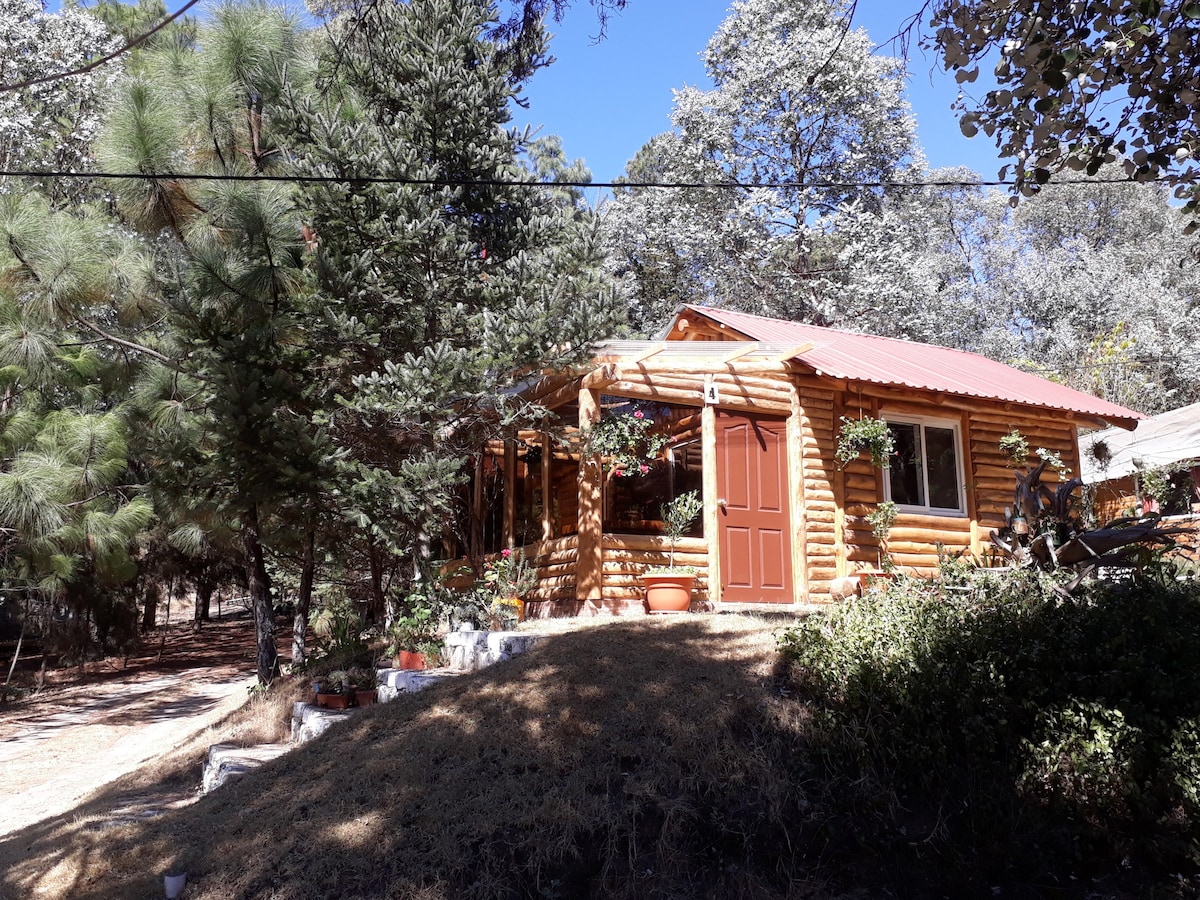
[347,666,377,707]
[482,547,537,627]
[642,490,704,613]
[835,416,895,469]
[385,596,442,670]
[314,670,351,709]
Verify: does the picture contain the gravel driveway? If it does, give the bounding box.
[0,618,257,837]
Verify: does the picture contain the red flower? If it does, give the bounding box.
[633,410,644,418]
[501,548,512,558]
[614,468,624,477]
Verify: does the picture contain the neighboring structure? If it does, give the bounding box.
[467,306,1142,612]
[1080,401,1200,521]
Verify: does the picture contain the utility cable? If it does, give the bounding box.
[0,168,1185,191]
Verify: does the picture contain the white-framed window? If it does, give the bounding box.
[883,415,966,515]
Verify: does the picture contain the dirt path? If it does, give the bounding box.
[0,616,259,837]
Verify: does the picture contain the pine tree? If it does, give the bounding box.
[288,0,620,613]
[99,2,323,683]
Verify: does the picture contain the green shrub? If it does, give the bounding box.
[778,571,1200,881]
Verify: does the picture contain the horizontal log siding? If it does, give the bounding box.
[523,535,579,601]
[600,534,709,603]
[797,382,839,600]
[966,410,1080,541]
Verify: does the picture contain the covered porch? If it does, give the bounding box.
[466,341,815,615]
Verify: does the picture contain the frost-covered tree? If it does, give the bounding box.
[827,168,1200,413]
[978,175,1200,412]
[0,0,120,205]
[818,167,997,347]
[604,0,920,332]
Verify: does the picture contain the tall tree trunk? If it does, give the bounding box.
[193,578,213,631]
[367,535,385,622]
[292,527,315,666]
[242,504,278,685]
[141,581,159,632]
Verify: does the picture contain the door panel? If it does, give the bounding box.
[717,411,793,603]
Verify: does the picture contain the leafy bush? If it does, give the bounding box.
[779,571,1200,882]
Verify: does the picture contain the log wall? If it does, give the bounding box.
[512,346,1097,609]
[522,535,580,602]
[600,534,709,604]
[795,379,839,600]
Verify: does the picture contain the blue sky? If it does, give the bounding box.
[515,0,1005,184]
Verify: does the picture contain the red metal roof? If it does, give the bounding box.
[677,305,1143,427]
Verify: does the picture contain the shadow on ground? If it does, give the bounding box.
[0,617,821,900]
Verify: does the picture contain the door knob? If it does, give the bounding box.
[717,498,728,511]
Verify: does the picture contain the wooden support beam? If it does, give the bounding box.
[627,343,668,365]
[541,432,553,541]
[702,404,722,605]
[773,342,814,362]
[580,362,620,390]
[503,439,516,550]
[832,392,847,578]
[787,390,808,603]
[538,377,585,411]
[718,343,762,364]
[577,388,603,601]
[471,453,484,563]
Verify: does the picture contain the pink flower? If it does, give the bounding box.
[614,468,624,477]
[639,464,649,474]
[633,410,644,419]
[501,548,512,558]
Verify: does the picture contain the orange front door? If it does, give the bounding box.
[716,411,793,604]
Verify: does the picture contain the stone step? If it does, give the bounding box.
[207,629,552,793]
[443,628,548,672]
[201,742,291,794]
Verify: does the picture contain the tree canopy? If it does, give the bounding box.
[604,0,920,331]
[925,0,1200,221]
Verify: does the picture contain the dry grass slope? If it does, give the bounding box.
[1,615,828,900]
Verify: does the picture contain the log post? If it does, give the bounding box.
[541,432,553,541]
[702,403,721,605]
[787,384,807,603]
[503,438,516,550]
[577,388,603,601]
[833,392,847,577]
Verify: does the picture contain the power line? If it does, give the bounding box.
[0,0,203,94]
[0,168,1182,191]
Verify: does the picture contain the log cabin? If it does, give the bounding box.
[464,305,1143,614]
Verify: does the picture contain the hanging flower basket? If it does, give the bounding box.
[835,416,894,469]
[584,406,670,477]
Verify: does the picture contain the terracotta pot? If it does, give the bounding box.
[354,689,377,707]
[642,573,694,613]
[850,571,896,593]
[395,650,426,671]
[316,692,350,710]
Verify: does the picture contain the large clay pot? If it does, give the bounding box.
[395,650,427,671]
[642,572,694,613]
[354,689,377,707]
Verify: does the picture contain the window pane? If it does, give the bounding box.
[887,423,924,506]
[925,426,961,510]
